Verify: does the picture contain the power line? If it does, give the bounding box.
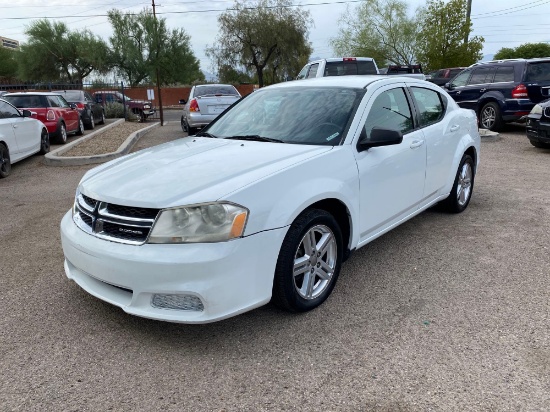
[471,0,550,19]
[471,0,548,16]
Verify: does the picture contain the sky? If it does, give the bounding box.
[2,0,550,76]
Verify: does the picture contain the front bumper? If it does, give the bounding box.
[526,115,550,144]
[60,211,288,323]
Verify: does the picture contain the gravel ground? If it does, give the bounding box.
[0,124,549,411]
[61,121,152,157]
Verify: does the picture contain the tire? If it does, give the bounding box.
[188,125,197,135]
[530,140,550,149]
[0,142,11,178]
[440,154,475,213]
[181,116,188,133]
[76,118,84,136]
[39,128,50,155]
[98,111,106,125]
[479,102,503,132]
[57,122,68,144]
[272,209,343,312]
[86,114,95,130]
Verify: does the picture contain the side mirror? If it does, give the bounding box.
[22,109,32,117]
[445,82,453,90]
[357,127,403,152]
[179,99,187,104]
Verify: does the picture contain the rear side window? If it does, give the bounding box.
[411,87,445,127]
[325,60,377,76]
[307,63,319,78]
[525,62,550,82]
[468,67,495,85]
[493,66,514,83]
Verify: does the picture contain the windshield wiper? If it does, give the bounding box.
[195,131,219,138]
[224,135,284,143]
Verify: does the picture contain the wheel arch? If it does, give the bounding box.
[477,93,506,115]
[302,198,353,261]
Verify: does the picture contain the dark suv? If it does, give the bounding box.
[445,58,550,131]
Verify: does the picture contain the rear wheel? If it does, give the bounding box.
[440,154,475,213]
[87,115,95,130]
[272,209,343,312]
[98,111,106,125]
[57,123,68,144]
[480,102,503,132]
[76,118,84,136]
[181,116,188,132]
[0,143,11,178]
[39,128,50,154]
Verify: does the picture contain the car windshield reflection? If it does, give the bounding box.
[205,87,363,146]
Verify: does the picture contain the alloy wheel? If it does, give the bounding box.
[481,106,496,129]
[457,162,473,206]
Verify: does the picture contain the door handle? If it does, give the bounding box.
[480,88,486,92]
[410,140,424,149]
[450,125,460,132]
[456,90,461,95]
[12,124,17,129]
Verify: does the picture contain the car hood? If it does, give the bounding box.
[80,137,332,208]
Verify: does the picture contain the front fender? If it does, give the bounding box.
[224,146,361,246]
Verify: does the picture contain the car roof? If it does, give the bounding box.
[267,75,429,90]
[308,57,375,64]
[195,84,236,87]
[4,91,59,96]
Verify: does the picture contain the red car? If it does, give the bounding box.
[3,92,83,144]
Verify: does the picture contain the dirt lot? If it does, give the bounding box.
[0,123,548,411]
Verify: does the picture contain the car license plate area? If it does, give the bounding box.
[208,105,228,114]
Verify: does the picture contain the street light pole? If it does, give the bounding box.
[152,0,164,126]
[465,0,472,45]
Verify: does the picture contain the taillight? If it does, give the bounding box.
[189,99,199,112]
[512,84,528,98]
[46,110,56,121]
[76,102,86,109]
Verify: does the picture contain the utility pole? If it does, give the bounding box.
[464,0,472,45]
[152,0,164,126]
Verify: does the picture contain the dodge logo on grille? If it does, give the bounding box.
[119,228,143,236]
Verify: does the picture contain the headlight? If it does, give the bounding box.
[530,104,543,115]
[148,202,248,244]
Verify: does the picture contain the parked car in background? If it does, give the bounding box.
[180,84,241,135]
[0,91,8,98]
[3,92,83,144]
[93,91,154,122]
[0,98,50,178]
[386,64,426,80]
[55,90,105,129]
[61,76,480,323]
[427,67,466,87]
[445,58,550,131]
[295,57,379,80]
[525,99,550,148]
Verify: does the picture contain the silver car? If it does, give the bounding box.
[180,84,241,135]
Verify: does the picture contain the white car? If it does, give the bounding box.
[60,76,480,323]
[295,57,379,79]
[0,98,50,178]
[180,84,241,135]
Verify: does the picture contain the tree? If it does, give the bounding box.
[218,64,253,84]
[206,0,313,87]
[108,8,203,87]
[494,43,550,60]
[19,20,110,83]
[331,0,419,68]
[0,48,19,79]
[417,0,484,72]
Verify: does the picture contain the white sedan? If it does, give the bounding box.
[0,99,50,178]
[60,76,480,323]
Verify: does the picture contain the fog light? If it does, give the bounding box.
[151,294,204,311]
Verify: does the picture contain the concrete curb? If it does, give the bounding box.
[479,128,500,142]
[44,120,160,166]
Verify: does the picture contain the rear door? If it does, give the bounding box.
[524,61,550,103]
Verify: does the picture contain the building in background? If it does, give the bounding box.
[0,36,20,50]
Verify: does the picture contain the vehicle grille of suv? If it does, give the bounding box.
[73,194,160,245]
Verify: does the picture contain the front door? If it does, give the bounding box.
[354,85,427,245]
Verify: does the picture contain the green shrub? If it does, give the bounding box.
[104,102,139,121]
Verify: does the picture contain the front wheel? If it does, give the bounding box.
[440,154,475,213]
[98,111,106,125]
[39,128,50,154]
[272,209,343,312]
[76,118,84,136]
[0,142,11,178]
[479,102,503,132]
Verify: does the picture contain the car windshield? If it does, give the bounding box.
[195,85,239,97]
[3,95,47,108]
[116,93,132,101]
[57,91,83,101]
[205,86,363,146]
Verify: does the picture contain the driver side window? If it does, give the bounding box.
[451,70,471,87]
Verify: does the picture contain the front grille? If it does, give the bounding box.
[73,194,160,245]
